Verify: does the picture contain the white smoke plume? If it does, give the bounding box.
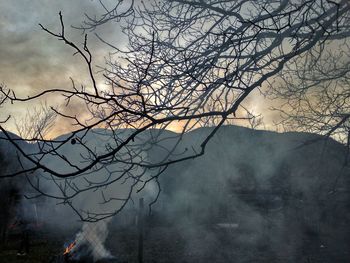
[67,218,114,262]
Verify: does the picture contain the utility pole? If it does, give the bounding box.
[137,198,144,263]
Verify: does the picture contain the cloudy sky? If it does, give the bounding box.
[0,0,126,136]
[0,0,278,138]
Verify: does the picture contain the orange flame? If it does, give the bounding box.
[63,241,76,255]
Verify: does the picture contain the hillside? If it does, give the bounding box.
[0,126,349,262]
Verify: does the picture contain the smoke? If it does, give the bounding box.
[2,126,349,262]
[146,126,350,262]
[68,218,114,262]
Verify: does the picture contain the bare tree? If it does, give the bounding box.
[15,102,57,141]
[269,39,350,141]
[0,84,9,124]
[245,109,264,130]
[198,102,264,129]
[0,0,349,221]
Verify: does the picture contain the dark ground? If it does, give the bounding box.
[1,221,349,263]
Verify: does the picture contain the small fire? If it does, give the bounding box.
[63,241,76,255]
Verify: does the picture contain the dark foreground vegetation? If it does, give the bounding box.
[1,218,350,263]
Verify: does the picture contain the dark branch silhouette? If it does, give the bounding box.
[0,0,349,221]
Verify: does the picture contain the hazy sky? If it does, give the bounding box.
[0,0,278,138]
